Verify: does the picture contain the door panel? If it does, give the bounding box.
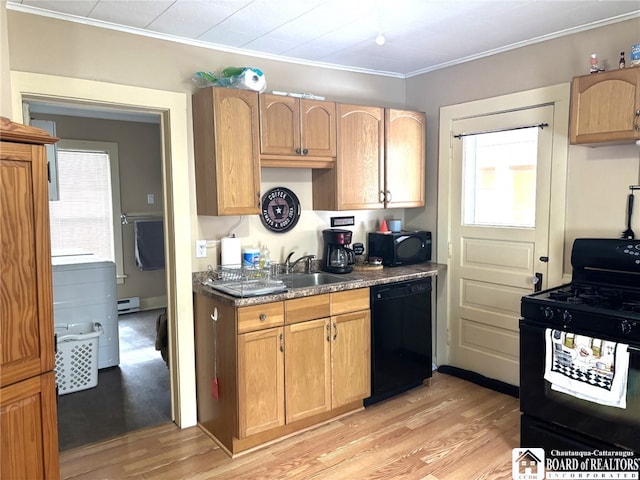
[449,105,554,386]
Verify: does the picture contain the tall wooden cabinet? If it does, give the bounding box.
[192,87,261,216]
[259,94,336,168]
[0,117,60,480]
[570,66,640,144]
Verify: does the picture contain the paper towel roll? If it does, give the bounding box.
[221,236,241,266]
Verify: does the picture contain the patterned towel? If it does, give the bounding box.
[544,329,629,409]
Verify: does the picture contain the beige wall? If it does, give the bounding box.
[1,2,11,118]
[6,9,410,271]
[406,18,640,271]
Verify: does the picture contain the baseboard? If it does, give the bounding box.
[140,295,167,312]
[437,365,519,398]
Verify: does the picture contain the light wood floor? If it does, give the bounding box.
[59,372,520,480]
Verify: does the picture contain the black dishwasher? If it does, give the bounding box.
[364,278,432,406]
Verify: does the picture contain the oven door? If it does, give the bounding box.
[520,320,640,452]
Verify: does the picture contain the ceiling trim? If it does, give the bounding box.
[406,10,640,78]
[7,3,640,80]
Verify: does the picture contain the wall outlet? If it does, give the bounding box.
[147,193,155,204]
[196,240,207,258]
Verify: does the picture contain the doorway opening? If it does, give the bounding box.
[26,101,171,451]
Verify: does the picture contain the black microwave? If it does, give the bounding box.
[367,231,431,267]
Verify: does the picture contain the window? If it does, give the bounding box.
[49,140,125,283]
[462,128,538,227]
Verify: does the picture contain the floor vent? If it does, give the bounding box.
[117,297,140,315]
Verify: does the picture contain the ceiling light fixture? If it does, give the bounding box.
[375,0,385,46]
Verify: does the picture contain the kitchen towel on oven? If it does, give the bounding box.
[544,329,629,408]
[134,220,165,270]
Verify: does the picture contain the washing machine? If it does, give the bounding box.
[52,253,119,369]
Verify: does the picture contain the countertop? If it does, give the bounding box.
[192,262,446,307]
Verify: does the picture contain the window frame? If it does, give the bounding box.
[53,139,125,284]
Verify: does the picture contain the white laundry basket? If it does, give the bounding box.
[54,322,103,395]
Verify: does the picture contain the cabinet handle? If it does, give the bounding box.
[326,323,331,342]
[333,322,337,341]
[259,313,267,322]
[279,333,284,352]
[385,190,392,203]
[378,190,385,203]
[634,110,640,131]
[302,148,308,155]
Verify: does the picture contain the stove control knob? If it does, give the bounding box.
[620,320,633,335]
[543,307,554,320]
[562,310,572,324]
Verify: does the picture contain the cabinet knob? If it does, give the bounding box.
[259,313,267,322]
[302,148,309,155]
[295,147,301,155]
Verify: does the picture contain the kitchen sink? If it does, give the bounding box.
[281,272,352,289]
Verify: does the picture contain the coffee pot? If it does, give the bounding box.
[322,229,354,274]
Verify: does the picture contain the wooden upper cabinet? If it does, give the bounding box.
[260,94,336,168]
[192,87,261,216]
[385,108,426,208]
[570,67,640,145]
[313,103,384,210]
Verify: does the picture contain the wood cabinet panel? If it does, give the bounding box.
[260,94,336,168]
[0,118,59,480]
[237,301,284,334]
[237,327,285,438]
[192,87,261,215]
[385,109,426,208]
[284,318,331,423]
[335,103,384,210]
[284,294,330,325]
[332,309,371,408]
[0,373,59,480]
[570,67,640,144]
[331,288,369,316]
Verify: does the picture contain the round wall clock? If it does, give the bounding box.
[260,187,301,233]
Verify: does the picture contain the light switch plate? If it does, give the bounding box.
[196,240,207,258]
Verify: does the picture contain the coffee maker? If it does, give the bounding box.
[322,229,355,274]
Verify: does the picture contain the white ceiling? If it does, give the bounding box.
[7,0,640,78]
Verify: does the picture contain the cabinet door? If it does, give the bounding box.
[570,68,640,144]
[301,99,336,157]
[0,372,59,480]
[335,104,384,210]
[385,109,426,208]
[284,318,331,423]
[193,87,261,215]
[260,94,299,156]
[237,327,285,437]
[0,142,55,388]
[331,310,371,408]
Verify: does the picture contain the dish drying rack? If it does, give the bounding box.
[202,264,287,297]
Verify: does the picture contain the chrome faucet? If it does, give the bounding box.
[284,252,316,274]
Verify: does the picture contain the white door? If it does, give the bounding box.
[448,105,554,386]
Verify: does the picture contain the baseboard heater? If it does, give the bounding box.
[117,297,140,314]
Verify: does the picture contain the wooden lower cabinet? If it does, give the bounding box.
[285,318,332,423]
[237,327,285,438]
[194,287,370,455]
[332,309,371,407]
[0,372,59,480]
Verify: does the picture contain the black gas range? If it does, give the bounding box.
[520,238,640,454]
